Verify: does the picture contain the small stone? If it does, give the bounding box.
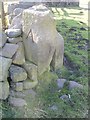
[5,29,22,38]
[23,61,37,81]
[0,43,18,58]
[57,79,66,89]
[10,90,25,98]
[23,78,38,90]
[0,81,9,100]
[0,56,12,81]
[69,81,83,90]
[8,37,22,44]
[0,32,7,48]
[60,94,69,100]
[49,105,58,111]
[11,82,23,92]
[9,65,27,82]
[13,42,25,65]
[8,97,27,107]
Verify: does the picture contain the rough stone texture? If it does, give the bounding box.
[11,82,23,92]
[0,43,18,58]
[13,8,23,16]
[9,65,27,82]
[22,5,64,75]
[23,78,38,90]
[0,32,7,48]
[0,56,12,81]
[23,61,37,81]
[8,37,22,44]
[13,42,25,65]
[60,94,69,100]
[5,28,22,38]
[8,97,27,107]
[57,79,66,89]
[69,81,83,90]
[0,81,9,100]
[9,13,22,29]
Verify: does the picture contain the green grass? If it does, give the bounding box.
[1,7,89,118]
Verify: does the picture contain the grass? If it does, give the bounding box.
[1,7,89,118]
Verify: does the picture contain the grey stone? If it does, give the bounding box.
[23,61,37,81]
[0,43,18,58]
[49,105,58,111]
[8,37,22,44]
[0,56,12,81]
[8,97,27,107]
[23,78,38,90]
[0,81,9,100]
[57,79,66,89]
[13,42,25,65]
[9,65,27,82]
[5,28,22,38]
[60,94,69,100]
[22,5,64,75]
[11,82,23,92]
[13,8,23,16]
[0,32,7,48]
[69,81,83,90]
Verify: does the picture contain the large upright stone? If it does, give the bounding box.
[0,32,7,48]
[9,65,27,82]
[13,42,25,65]
[22,5,64,75]
[0,56,12,81]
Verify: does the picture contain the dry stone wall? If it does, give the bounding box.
[0,4,64,106]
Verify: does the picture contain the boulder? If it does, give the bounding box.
[13,42,25,65]
[23,61,37,81]
[23,78,38,90]
[0,56,12,81]
[0,32,7,48]
[8,37,22,44]
[0,81,9,100]
[57,79,66,89]
[69,81,83,90]
[5,28,22,38]
[0,43,18,58]
[8,97,27,107]
[9,65,27,82]
[22,5,64,75]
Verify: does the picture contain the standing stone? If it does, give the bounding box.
[0,32,7,48]
[23,61,37,81]
[13,42,25,65]
[0,56,12,81]
[0,81,9,100]
[22,5,64,75]
[23,78,38,90]
[9,65,27,82]
[0,43,18,58]
[8,37,22,44]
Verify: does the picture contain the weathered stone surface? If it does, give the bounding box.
[60,94,69,101]
[23,61,37,81]
[69,81,83,90]
[8,97,27,107]
[9,13,22,29]
[13,42,25,65]
[13,8,23,16]
[57,79,66,89]
[9,65,27,82]
[0,43,18,58]
[11,82,23,92]
[22,5,64,75]
[23,78,38,90]
[5,28,22,38]
[0,32,7,48]
[8,37,22,44]
[0,81,9,100]
[0,56,12,81]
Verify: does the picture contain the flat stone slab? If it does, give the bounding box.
[8,37,22,44]
[0,32,7,48]
[69,81,83,90]
[0,43,18,58]
[0,56,12,81]
[8,97,27,107]
[23,61,37,81]
[13,42,25,65]
[5,29,22,38]
[9,65,27,82]
[0,81,9,100]
[57,79,66,89]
